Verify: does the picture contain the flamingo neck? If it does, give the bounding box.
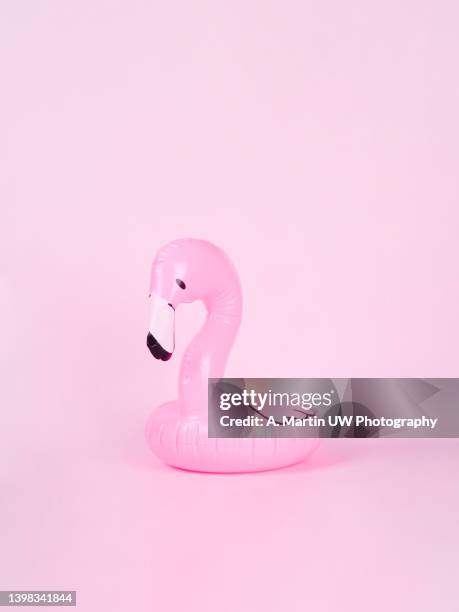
[178,284,242,418]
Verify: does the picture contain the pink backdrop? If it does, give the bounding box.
[1,2,458,610]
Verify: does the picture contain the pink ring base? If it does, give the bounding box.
[146,402,319,473]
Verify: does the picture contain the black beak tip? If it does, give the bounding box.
[146,333,172,361]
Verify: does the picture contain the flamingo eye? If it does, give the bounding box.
[176,279,186,290]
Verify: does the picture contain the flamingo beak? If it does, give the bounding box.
[146,293,175,361]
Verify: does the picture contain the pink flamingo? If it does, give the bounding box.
[145,239,317,472]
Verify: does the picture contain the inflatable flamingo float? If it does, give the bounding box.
[145,239,318,472]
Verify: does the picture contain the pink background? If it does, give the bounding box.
[1,2,458,610]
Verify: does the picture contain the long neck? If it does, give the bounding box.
[178,283,242,418]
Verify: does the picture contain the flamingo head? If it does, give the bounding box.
[146,238,240,361]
